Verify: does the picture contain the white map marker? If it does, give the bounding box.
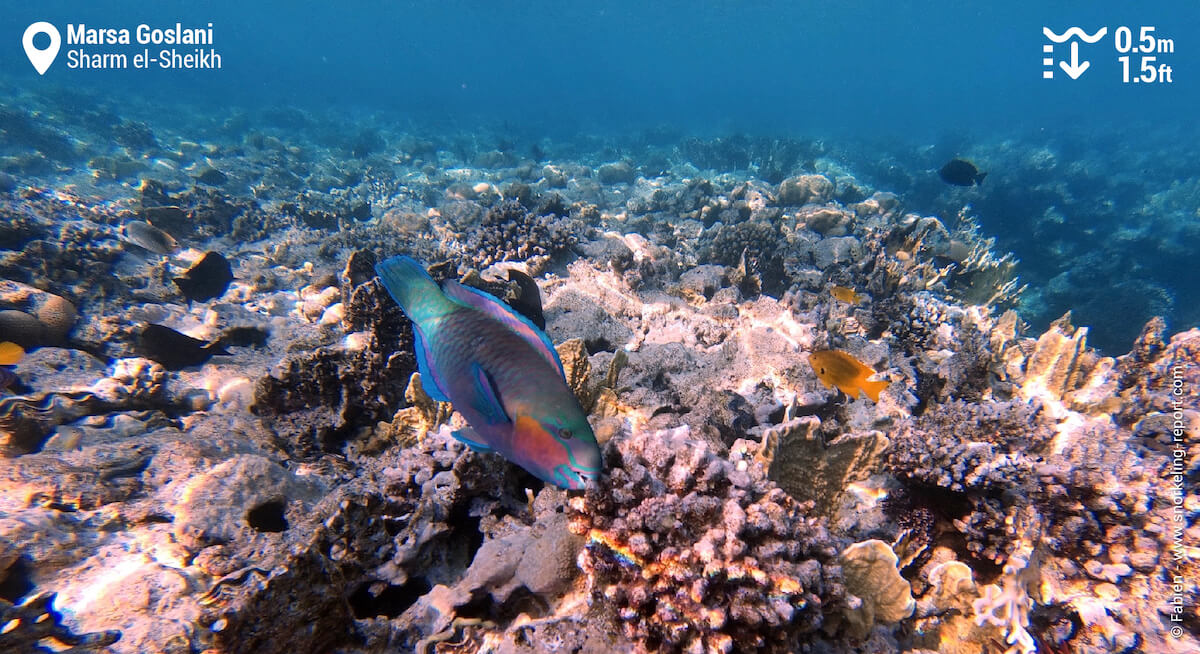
[23,22,61,75]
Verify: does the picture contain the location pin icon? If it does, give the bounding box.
[23,22,61,75]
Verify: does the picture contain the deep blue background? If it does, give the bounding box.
[1,1,1194,139]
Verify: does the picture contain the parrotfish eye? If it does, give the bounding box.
[558,427,573,440]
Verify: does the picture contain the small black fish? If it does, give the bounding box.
[214,325,270,349]
[507,268,546,329]
[174,251,234,302]
[938,158,987,186]
[135,324,229,370]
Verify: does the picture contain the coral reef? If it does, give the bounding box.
[0,90,1194,654]
[453,199,584,270]
[569,426,842,653]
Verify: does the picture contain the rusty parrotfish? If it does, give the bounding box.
[375,255,602,489]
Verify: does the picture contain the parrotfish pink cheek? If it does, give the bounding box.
[513,415,570,475]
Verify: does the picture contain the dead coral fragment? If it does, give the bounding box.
[1021,312,1090,403]
[838,539,915,638]
[362,372,452,454]
[556,338,592,408]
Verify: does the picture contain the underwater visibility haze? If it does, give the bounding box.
[0,1,1197,653]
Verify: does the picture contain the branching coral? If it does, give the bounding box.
[945,211,1025,309]
[972,525,1040,654]
[455,199,583,268]
[886,398,1054,495]
[698,220,786,295]
[568,426,841,653]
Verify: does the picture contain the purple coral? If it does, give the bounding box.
[458,199,583,268]
[568,426,841,653]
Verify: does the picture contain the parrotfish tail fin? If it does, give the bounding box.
[976,171,987,186]
[375,255,457,324]
[862,379,889,403]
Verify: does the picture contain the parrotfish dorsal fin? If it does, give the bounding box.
[472,363,512,425]
[442,280,565,378]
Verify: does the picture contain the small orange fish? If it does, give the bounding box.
[830,286,862,304]
[808,349,889,402]
[0,342,23,366]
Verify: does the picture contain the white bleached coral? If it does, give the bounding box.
[972,539,1038,654]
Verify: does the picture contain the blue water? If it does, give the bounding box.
[4,1,1195,136]
[2,0,1198,351]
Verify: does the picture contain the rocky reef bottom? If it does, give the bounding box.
[0,99,1196,652]
[1,244,1196,653]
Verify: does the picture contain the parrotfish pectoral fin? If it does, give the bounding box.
[413,326,452,403]
[452,427,493,452]
[471,364,512,425]
[442,280,565,378]
[375,255,458,324]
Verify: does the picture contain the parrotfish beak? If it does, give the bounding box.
[513,415,602,490]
